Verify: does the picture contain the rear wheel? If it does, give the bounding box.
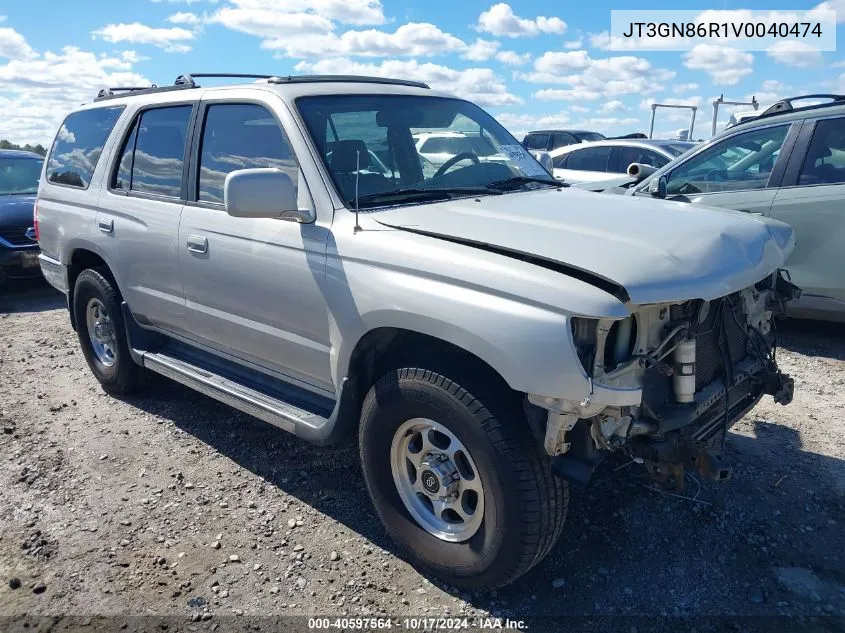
[73,269,144,395]
[359,367,568,589]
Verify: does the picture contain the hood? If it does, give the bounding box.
[0,194,36,229]
[373,187,794,306]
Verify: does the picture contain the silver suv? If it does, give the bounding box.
[37,73,800,589]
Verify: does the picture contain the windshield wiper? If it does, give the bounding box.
[486,176,566,190]
[350,186,503,207]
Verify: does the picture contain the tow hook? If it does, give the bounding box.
[696,450,733,483]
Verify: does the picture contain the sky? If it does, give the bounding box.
[0,0,842,146]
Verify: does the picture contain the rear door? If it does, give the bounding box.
[768,115,845,304]
[654,122,800,215]
[97,102,197,331]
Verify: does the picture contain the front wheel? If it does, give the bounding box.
[359,368,568,589]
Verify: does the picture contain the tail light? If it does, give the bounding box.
[33,199,40,241]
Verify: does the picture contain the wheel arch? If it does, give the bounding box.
[66,246,117,331]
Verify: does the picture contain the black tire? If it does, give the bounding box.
[359,367,568,589]
[72,268,144,395]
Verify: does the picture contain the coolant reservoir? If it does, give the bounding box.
[672,339,696,403]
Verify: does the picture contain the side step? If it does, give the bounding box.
[142,351,332,433]
[120,302,356,445]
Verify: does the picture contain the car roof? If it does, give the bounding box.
[548,139,695,157]
[0,149,43,159]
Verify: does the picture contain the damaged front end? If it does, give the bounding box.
[530,269,801,489]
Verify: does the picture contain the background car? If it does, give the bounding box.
[412,131,505,169]
[549,139,696,185]
[0,149,43,284]
[521,129,605,152]
[630,94,845,322]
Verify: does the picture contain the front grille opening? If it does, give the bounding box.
[603,316,638,372]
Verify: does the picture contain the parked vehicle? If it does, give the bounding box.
[630,94,845,322]
[413,131,504,169]
[0,149,43,283]
[549,139,696,185]
[522,129,605,152]
[38,73,799,589]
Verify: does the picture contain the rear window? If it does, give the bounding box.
[46,106,124,189]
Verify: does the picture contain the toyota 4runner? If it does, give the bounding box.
[36,73,800,589]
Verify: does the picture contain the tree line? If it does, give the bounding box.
[0,140,47,156]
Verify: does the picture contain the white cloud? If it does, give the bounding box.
[265,22,467,58]
[92,23,196,53]
[570,104,589,113]
[599,100,627,113]
[521,51,674,101]
[212,0,385,29]
[167,12,202,26]
[463,39,500,62]
[0,23,36,59]
[495,50,530,66]
[210,8,333,39]
[767,41,824,68]
[810,0,845,23]
[563,38,582,50]
[683,45,753,85]
[673,83,699,94]
[761,79,787,92]
[495,110,570,138]
[0,44,149,145]
[476,3,566,38]
[294,57,522,107]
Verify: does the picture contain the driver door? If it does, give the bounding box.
[651,122,800,214]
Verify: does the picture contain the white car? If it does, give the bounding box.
[550,139,696,185]
[414,131,504,169]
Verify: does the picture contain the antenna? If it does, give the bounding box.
[353,150,362,233]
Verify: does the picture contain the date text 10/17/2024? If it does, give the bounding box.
[308,618,528,630]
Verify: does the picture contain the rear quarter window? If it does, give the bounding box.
[46,106,124,189]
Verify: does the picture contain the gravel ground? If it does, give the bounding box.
[1,280,844,632]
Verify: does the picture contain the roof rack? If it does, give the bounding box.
[735,94,845,126]
[95,73,430,102]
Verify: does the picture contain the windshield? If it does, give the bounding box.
[0,157,43,195]
[296,95,555,208]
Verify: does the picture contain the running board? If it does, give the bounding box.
[142,350,330,435]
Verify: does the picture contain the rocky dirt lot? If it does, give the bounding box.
[1,281,844,633]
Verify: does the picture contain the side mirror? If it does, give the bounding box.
[531,151,554,176]
[648,173,668,199]
[626,162,657,182]
[224,168,314,223]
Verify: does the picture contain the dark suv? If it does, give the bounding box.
[0,149,43,283]
[522,129,606,152]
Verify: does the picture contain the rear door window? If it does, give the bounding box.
[551,133,576,149]
[523,133,550,150]
[565,146,612,172]
[46,106,124,189]
[798,117,845,186]
[114,105,193,198]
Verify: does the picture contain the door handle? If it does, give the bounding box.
[97,218,114,233]
[738,210,764,216]
[186,234,208,254]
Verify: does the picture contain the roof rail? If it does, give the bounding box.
[95,73,430,102]
[735,93,845,126]
[266,74,430,89]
